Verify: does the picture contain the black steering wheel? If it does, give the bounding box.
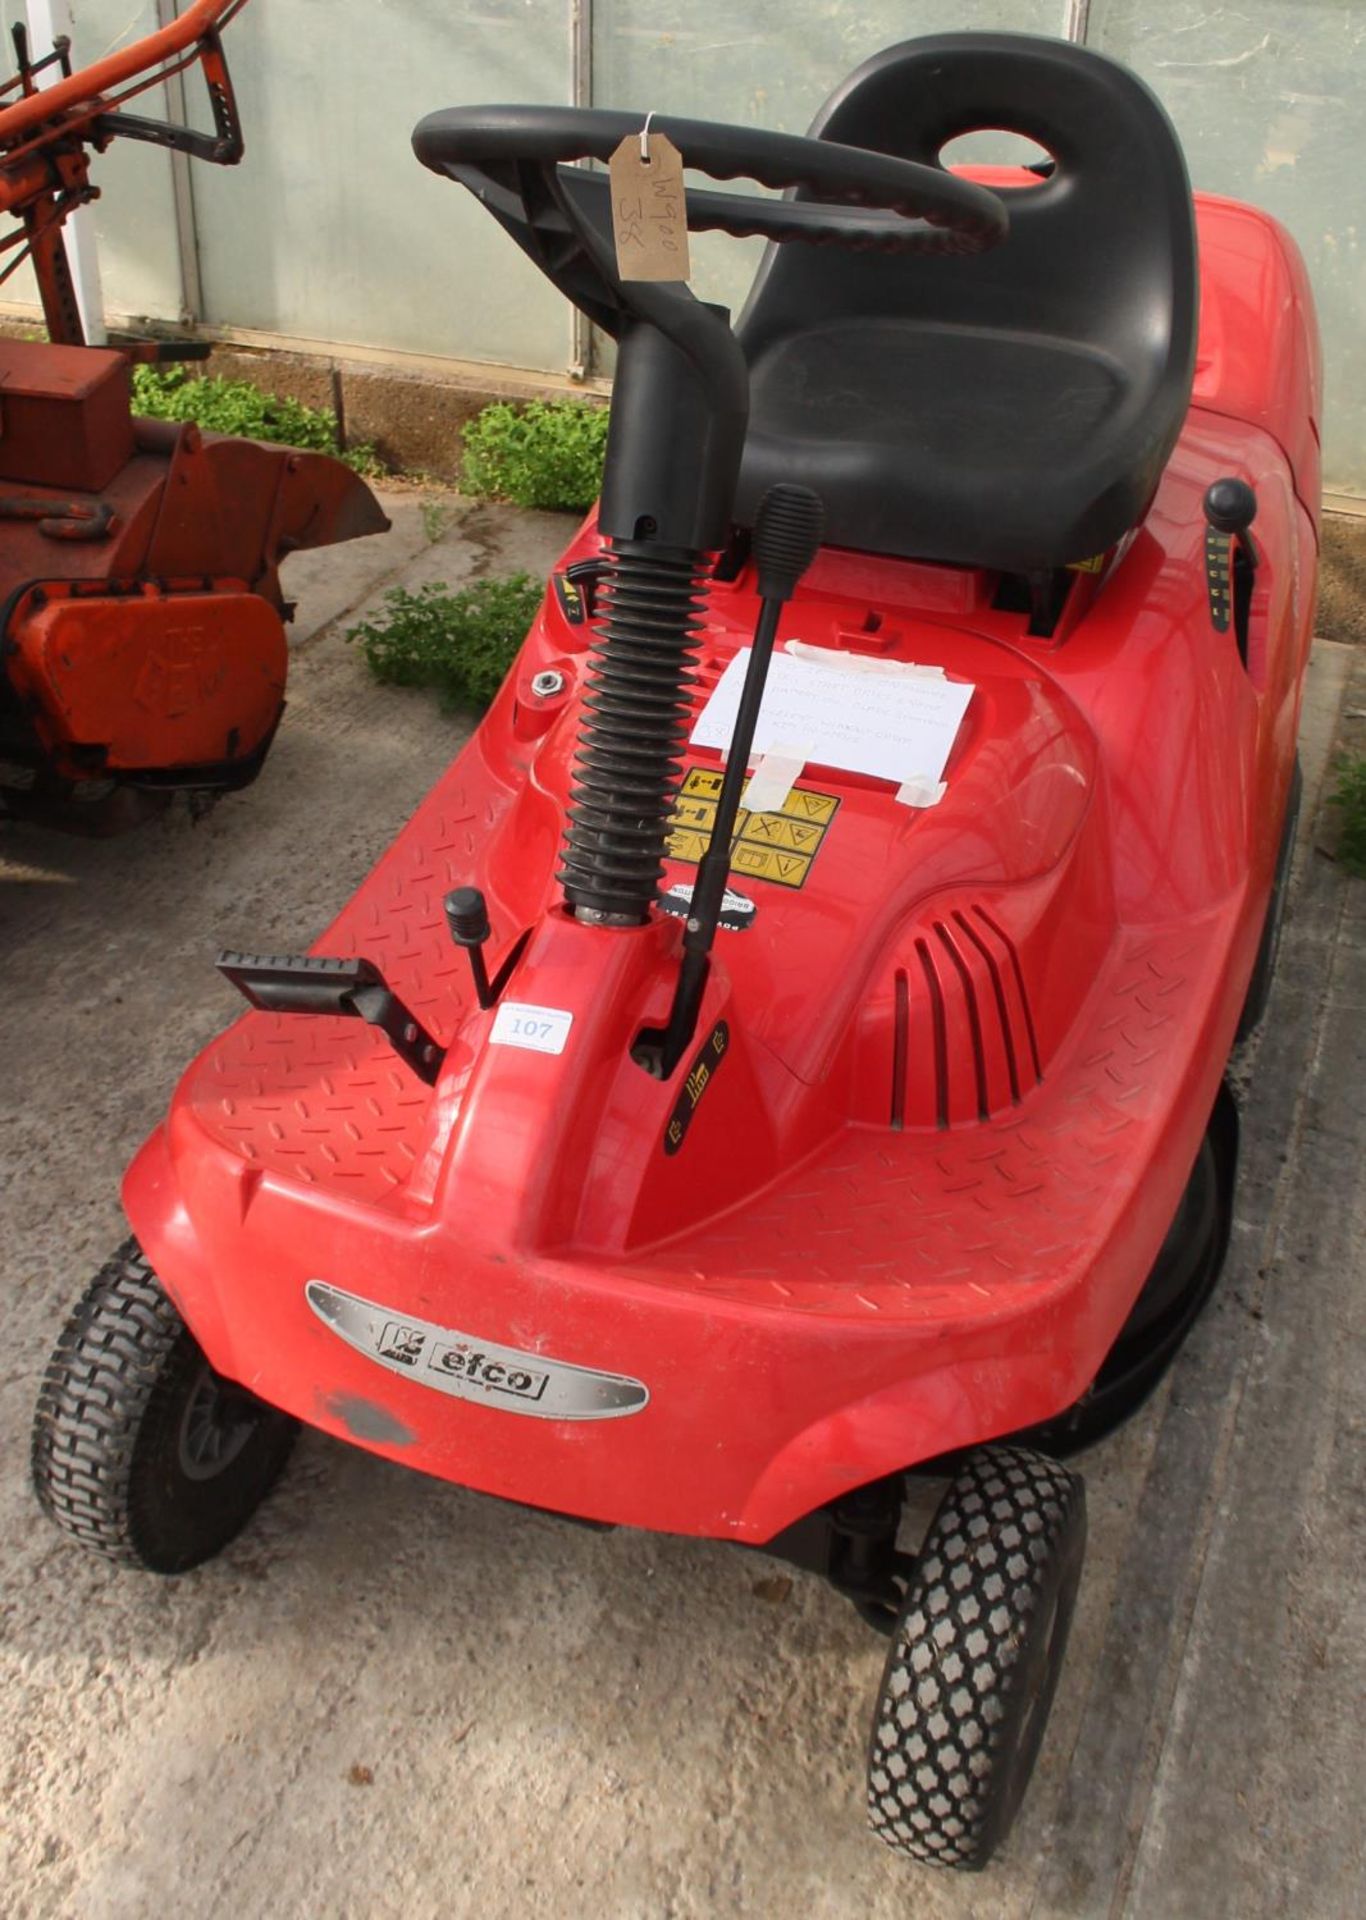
[412,106,1008,552]
[413,106,1006,318]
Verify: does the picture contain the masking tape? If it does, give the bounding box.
[744,746,806,815]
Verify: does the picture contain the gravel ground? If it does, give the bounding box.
[2,497,1363,1920]
[1319,511,1366,646]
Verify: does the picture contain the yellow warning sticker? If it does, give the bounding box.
[777,787,838,825]
[732,843,812,886]
[678,767,725,802]
[742,812,825,853]
[665,767,840,890]
[665,827,712,864]
[672,795,717,832]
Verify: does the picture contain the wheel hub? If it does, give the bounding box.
[177,1366,258,1482]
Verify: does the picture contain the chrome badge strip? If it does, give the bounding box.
[306,1281,649,1422]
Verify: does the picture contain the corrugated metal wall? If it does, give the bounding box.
[5,3,1361,491]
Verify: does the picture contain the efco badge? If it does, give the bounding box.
[306,1282,648,1421]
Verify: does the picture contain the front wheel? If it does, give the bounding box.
[31,1239,298,1573]
[866,1446,1086,1870]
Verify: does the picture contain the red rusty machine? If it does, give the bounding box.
[0,0,385,833]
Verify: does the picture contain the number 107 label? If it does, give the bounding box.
[489,1002,574,1055]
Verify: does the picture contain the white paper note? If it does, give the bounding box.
[691,647,974,790]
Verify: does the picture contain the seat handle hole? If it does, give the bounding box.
[938,129,1055,183]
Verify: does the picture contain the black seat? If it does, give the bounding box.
[734,33,1198,572]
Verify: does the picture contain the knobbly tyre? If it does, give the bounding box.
[32,33,1318,1869]
[0,0,385,834]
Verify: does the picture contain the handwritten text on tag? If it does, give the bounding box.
[608,131,691,283]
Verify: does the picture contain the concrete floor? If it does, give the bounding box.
[2,497,1363,1920]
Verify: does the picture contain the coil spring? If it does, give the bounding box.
[558,538,712,923]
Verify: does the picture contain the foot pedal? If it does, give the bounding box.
[217,951,445,1085]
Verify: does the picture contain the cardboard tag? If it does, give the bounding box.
[608,130,691,283]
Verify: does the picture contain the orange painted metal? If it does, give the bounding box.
[0,0,389,824]
[7,580,286,778]
[0,1,239,150]
[0,142,90,216]
[0,426,387,803]
[0,339,133,489]
[0,423,387,596]
[0,3,246,336]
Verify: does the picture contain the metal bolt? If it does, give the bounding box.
[531,669,566,699]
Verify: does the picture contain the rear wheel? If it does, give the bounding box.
[31,1239,297,1573]
[1236,756,1301,1043]
[867,1446,1085,1870]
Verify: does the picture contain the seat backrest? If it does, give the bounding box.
[736,32,1198,566]
[743,32,1196,378]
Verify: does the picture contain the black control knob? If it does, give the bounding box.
[753,484,825,602]
[1204,478,1257,536]
[444,886,490,949]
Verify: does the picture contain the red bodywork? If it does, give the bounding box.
[127,192,1320,1543]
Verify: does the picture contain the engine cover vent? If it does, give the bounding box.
[893,907,1041,1130]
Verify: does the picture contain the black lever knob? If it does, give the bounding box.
[444,886,490,949]
[753,484,825,602]
[1204,478,1257,537]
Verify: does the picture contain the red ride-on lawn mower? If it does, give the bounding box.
[32,33,1319,1869]
[0,0,385,833]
